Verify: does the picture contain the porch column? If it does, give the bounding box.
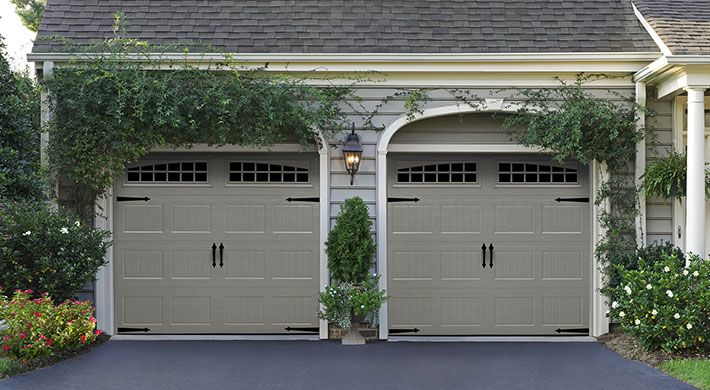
[685,87,707,259]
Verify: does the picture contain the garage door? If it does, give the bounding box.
[114,153,320,334]
[388,154,590,335]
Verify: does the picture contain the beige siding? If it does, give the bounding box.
[644,95,674,245]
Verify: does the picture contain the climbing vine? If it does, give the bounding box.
[500,75,650,292]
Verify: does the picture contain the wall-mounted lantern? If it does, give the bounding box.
[342,124,363,185]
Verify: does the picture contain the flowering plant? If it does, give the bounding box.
[607,253,709,352]
[317,275,387,330]
[0,290,101,363]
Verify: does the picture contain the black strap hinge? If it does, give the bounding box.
[286,197,319,203]
[554,327,589,334]
[117,327,150,333]
[388,197,420,203]
[554,197,589,203]
[284,326,319,333]
[388,328,420,334]
[117,196,150,202]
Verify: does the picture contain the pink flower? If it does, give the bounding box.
[89,316,96,323]
[23,344,30,349]
[19,333,27,339]
[23,289,32,294]
[2,336,10,342]
[39,334,47,341]
[33,312,42,318]
[94,329,103,335]
[45,339,53,347]
[41,292,49,297]
[2,345,9,352]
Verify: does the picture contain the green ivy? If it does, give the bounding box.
[501,75,649,293]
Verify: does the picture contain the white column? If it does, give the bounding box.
[685,87,707,259]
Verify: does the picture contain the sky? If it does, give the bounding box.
[0,0,36,72]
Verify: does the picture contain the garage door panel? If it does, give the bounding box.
[388,153,590,336]
[115,153,319,334]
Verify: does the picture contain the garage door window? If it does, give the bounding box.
[396,162,477,184]
[228,162,309,183]
[126,162,208,183]
[498,162,577,184]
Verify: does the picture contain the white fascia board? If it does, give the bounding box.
[656,69,710,98]
[632,3,673,56]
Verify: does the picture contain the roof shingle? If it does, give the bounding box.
[633,0,710,55]
[32,0,660,54]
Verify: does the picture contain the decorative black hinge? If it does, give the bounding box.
[554,197,589,203]
[286,197,319,203]
[117,327,150,333]
[284,326,319,333]
[389,328,420,334]
[554,327,589,334]
[116,196,150,202]
[387,197,420,203]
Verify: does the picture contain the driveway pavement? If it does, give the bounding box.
[0,340,693,390]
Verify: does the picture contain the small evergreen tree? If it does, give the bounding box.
[326,197,375,283]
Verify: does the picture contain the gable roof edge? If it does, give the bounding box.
[632,2,673,56]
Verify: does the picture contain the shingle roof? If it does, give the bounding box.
[633,0,710,55]
[32,0,660,54]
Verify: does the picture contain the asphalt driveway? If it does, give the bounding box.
[0,340,693,390]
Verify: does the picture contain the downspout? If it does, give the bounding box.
[635,81,647,247]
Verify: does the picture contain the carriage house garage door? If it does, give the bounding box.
[388,154,591,336]
[114,153,320,334]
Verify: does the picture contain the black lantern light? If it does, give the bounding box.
[342,123,363,185]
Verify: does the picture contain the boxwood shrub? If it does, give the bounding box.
[0,201,110,302]
[608,253,709,353]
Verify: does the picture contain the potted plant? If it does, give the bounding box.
[317,197,387,345]
[642,150,710,200]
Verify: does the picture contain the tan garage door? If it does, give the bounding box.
[388,154,591,336]
[114,153,319,334]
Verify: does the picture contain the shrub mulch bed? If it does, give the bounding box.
[0,333,111,380]
[597,329,708,367]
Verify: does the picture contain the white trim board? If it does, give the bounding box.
[388,336,597,343]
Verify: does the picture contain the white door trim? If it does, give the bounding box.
[376,103,606,339]
[94,142,329,336]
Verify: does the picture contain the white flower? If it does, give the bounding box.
[651,309,658,316]
[22,231,31,236]
[605,310,610,316]
[666,290,674,298]
[74,220,81,227]
[674,313,680,319]
[634,319,641,325]
[619,311,625,318]
[663,266,670,272]
[686,323,693,330]
[645,284,652,290]
[60,227,69,234]
[693,270,699,277]
[624,285,632,295]
[682,269,689,276]
[611,301,619,309]
[372,273,377,277]
[360,305,365,309]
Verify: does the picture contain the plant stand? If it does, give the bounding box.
[341,326,366,345]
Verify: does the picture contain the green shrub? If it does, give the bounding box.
[0,290,100,364]
[317,275,387,330]
[607,254,709,353]
[325,197,375,283]
[0,202,110,302]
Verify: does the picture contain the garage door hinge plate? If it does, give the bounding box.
[286,197,319,203]
[284,326,319,333]
[387,197,420,203]
[554,197,589,203]
[388,328,420,334]
[116,196,150,202]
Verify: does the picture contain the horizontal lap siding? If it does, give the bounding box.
[644,96,674,245]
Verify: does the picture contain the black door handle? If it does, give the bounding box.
[481,243,487,268]
[219,243,224,268]
[488,243,494,268]
[211,243,217,268]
